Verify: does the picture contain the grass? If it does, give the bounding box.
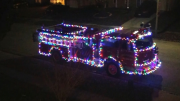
[0,73,57,101]
[148,11,180,33]
[0,31,8,41]
[0,66,156,101]
[146,10,180,42]
[77,75,155,101]
[0,20,13,41]
[51,8,134,26]
[0,10,16,41]
[0,23,12,42]
[155,32,180,42]
[0,56,160,101]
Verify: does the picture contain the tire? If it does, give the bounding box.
[51,50,62,64]
[105,62,121,77]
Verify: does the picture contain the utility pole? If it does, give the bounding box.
[155,0,159,36]
[127,0,129,9]
[115,0,117,8]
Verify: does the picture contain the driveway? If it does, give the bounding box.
[122,14,156,29]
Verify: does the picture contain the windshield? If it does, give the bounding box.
[135,36,153,49]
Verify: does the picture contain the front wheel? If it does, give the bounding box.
[105,62,121,77]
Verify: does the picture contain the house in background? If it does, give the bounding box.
[64,0,129,8]
[27,0,178,12]
[26,0,49,5]
[35,0,49,4]
[33,0,65,5]
[50,0,65,5]
[67,0,178,12]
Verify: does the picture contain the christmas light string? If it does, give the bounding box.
[41,23,87,35]
[38,23,161,75]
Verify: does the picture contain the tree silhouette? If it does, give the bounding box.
[94,0,110,18]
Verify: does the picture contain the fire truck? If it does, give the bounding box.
[33,23,161,77]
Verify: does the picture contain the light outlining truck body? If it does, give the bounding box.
[33,23,161,77]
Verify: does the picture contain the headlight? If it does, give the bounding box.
[156,46,158,50]
[154,46,159,54]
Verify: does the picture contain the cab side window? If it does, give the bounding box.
[120,40,133,51]
[102,40,119,48]
[114,41,120,48]
[121,40,128,50]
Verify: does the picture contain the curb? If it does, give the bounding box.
[0,65,45,88]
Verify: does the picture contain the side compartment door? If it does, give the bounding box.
[118,40,134,67]
[101,40,119,59]
[73,41,92,60]
[79,42,92,59]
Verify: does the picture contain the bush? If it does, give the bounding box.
[42,63,90,101]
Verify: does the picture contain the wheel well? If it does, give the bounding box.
[51,48,61,55]
[104,58,119,67]
[104,58,122,77]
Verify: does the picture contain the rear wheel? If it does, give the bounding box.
[106,62,120,77]
[51,50,62,64]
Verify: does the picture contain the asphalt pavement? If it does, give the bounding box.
[122,14,156,29]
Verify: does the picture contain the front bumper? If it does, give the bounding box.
[134,58,161,75]
[120,56,161,75]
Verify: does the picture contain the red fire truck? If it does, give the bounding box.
[33,23,161,77]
